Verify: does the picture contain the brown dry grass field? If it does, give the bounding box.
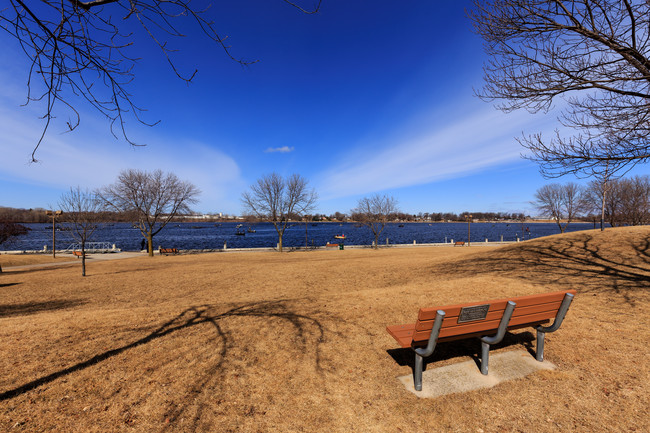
[1,227,649,432]
[0,254,75,268]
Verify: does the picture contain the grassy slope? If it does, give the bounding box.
[0,227,648,432]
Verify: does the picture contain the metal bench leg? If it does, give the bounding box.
[479,301,516,375]
[412,310,445,391]
[414,353,424,391]
[536,330,546,362]
[480,341,491,376]
[535,293,574,362]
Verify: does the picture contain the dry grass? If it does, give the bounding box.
[0,254,74,268]
[1,227,648,432]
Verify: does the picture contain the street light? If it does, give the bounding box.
[465,214,472,247]
[45,210,63,258]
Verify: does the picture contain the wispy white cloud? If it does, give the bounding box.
[316,105,558,200]
[264,146,294,153]
[0,105,245,213]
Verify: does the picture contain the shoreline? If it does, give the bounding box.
[1,239,519,256]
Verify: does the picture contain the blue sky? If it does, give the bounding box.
[1,1,646,216]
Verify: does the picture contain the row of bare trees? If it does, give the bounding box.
[54,169,200,276]
[241,173,401,251]
[584,176,650,228]
[534,176,650,233]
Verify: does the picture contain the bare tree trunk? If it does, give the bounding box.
[81,244,86,277]
[148,232,154,257]
[600,187,607,232]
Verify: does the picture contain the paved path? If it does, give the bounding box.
[2,252,148,272]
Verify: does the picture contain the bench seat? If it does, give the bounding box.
[387,290,576,391]
[387,290,573,348]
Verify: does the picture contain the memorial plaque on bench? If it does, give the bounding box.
[458,304,490,323]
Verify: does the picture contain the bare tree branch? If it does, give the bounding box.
[1,1,321,161]
[470,0,650,178]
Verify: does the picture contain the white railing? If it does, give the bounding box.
[64,242,117,253]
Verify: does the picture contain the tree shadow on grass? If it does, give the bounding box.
[0,299,87,318]
[2,264,77,275]
[0,300,330,427]
[434,234,650,306]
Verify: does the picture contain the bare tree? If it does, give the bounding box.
[618,175,650,225]
[534,183,585,233]
[98,169,200,256]
[470,1,650,178]
[0,222,30,273]
[584,176,650,227]
[2,1,322,161]
[0,222,29,247]
[352,194,399,248]
[58,187,104,276]
[241,173,317,252]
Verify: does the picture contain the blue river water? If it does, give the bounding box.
[3,221,601,251]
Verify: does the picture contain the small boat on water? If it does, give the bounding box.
[247,227,256,233]
[235,229,246,236]
[334,234,346,240]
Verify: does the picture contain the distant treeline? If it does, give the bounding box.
[1,207,537,223]
[0,207,137,223]
[250,211,535,222]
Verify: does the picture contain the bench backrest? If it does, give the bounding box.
[412,290,576,344]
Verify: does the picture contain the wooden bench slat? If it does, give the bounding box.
[412,310,562,342]
[417,290,571,321]
[387,320,552,348]
[386,324,416,348]
[414,300,564,332]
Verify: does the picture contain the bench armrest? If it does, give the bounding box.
[414,310,446,358]
[536,293,574,334]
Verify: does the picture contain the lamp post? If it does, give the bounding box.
[466,214,472,247]
[45,210,63,258]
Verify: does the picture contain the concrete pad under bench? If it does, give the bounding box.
[398,350,556,398]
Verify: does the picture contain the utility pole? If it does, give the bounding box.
[45,210,63,258]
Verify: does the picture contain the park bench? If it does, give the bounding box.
[72,251,83,258]
[159,247,179,255]
[386,290,575,391]
[454,241,465,246]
